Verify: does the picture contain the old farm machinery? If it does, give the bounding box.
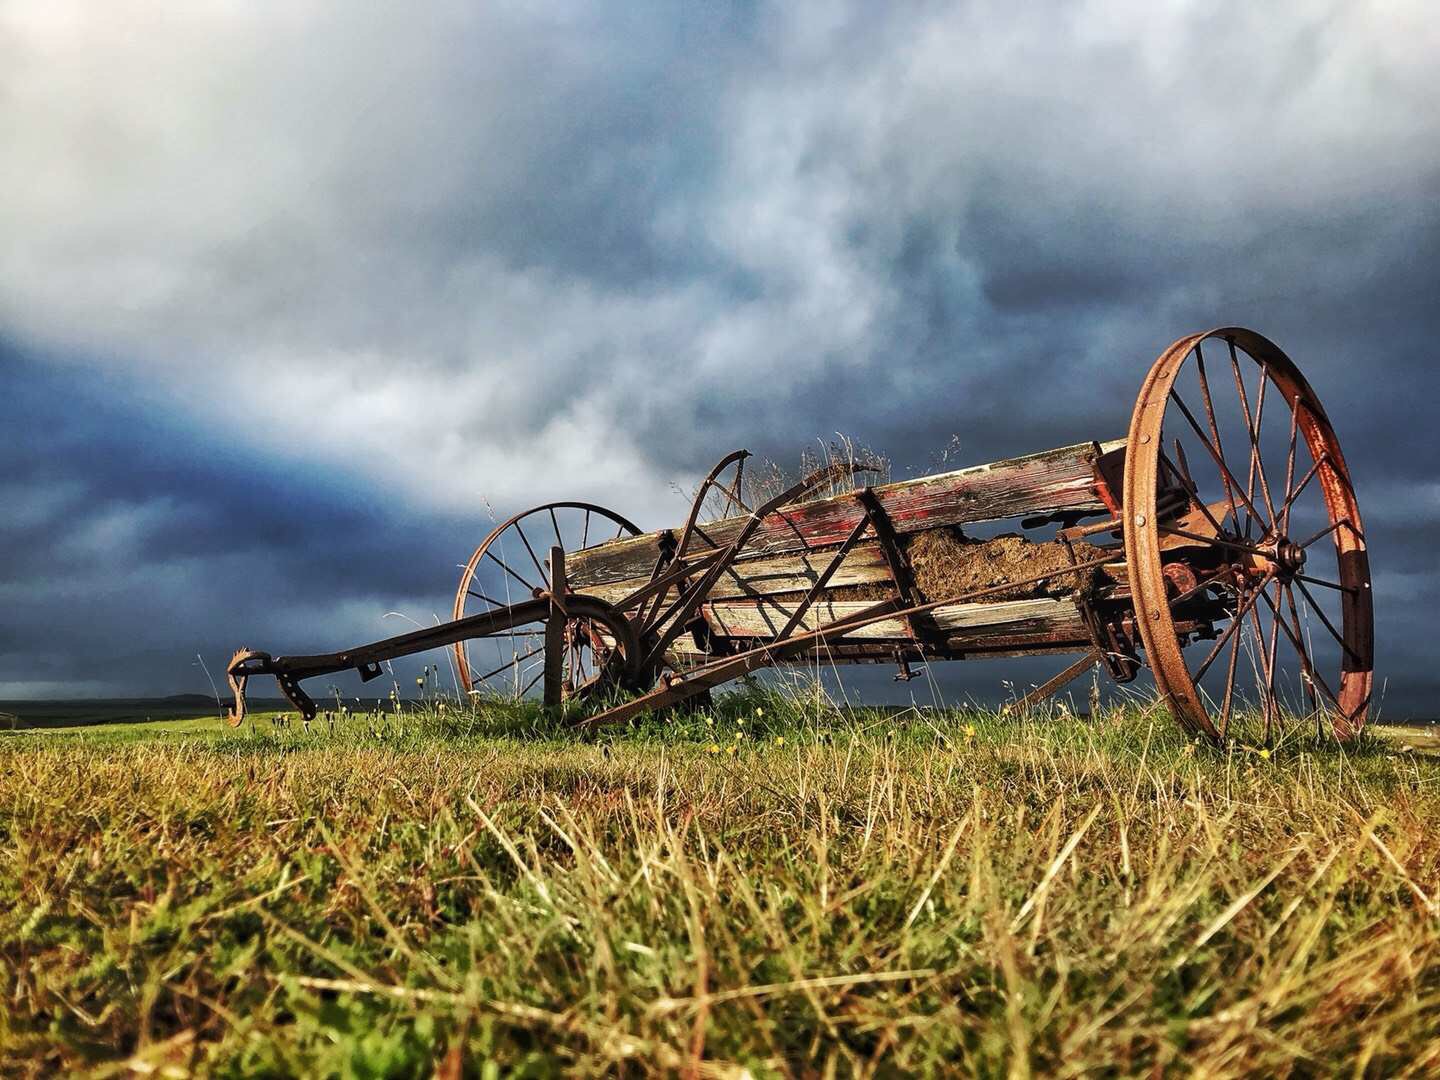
[225,327,1373,743]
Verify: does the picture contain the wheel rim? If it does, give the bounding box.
[452,503,642,700]
[1123,328,1373,743]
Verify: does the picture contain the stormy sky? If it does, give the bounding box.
[2,2,1437,714]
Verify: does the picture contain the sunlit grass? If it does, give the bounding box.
[2,686,1437,1076]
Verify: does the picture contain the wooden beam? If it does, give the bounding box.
[573,543,892,605]
[700,596,1088,642]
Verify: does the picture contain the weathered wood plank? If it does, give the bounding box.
[573,543,894,606]
[567,439,1124,587]
[700,596,1087,643]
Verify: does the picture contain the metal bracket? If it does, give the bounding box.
[892,651,924,681]
[1060,534,1138,684]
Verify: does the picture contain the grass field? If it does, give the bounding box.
[3,687,1439,1077]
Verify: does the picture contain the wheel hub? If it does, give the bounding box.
[1272,538,1306,579]
[1252,535,1306,580]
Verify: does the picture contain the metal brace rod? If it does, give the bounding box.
[1005,651,1101,715]
[777,513,873,639]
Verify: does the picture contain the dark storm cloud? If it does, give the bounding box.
[0,345,485,694]
[1,2,1437,710]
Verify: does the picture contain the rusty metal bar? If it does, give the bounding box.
[226,593,639,726]
[1005,651,1100,715]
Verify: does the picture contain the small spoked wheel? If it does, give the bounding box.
[1124,327,1373,743]
[452,503,642,702]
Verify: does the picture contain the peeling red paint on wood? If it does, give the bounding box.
[573,544,893,605]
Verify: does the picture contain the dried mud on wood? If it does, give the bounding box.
[759,529,1106,606]
[903,529,1102,603]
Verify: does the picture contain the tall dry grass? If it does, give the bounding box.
[2,698,1437,1076]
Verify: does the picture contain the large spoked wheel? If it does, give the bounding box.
[452,503,643,702]
[1124,328,1373,744]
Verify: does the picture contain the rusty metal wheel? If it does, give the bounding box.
[452,503,642,701]
[1123,328,1373,743]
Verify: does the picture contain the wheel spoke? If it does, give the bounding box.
[691,522,721,551]
[1219,619,1243,739]
[715,474,752,517]
[1168,387,1267,526]
[1257,585,1343,712]
[1275,452,1326,528]
[518,666,545,699]
[1263,577,1283,740]
[581,510,591,550]
[473,644,545,686]
[1243,584,1275,711]
[1300,517,1359,550]
[1159,446,1229,537]
[485,547,539,595]
[1173,439,1198,493]
[1296,574,1355,595]
[512,521,548,584]
[1226,342,1276,533]
[1284,583,1320,714]
[1279,401,1299,534]
[1231,351,1258,517]
[1155,524,1270,559]
[1249,363,1274,534]
[1191,344,1244,527]
[1192,573,1272,682]
[1293,577,1361,663]
[467,588,509,609]
[549,506,563,554]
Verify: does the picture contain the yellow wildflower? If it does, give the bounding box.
[774,736,785,747]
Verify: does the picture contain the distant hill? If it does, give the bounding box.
[0,696,366,730]
[0,697,240,730]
